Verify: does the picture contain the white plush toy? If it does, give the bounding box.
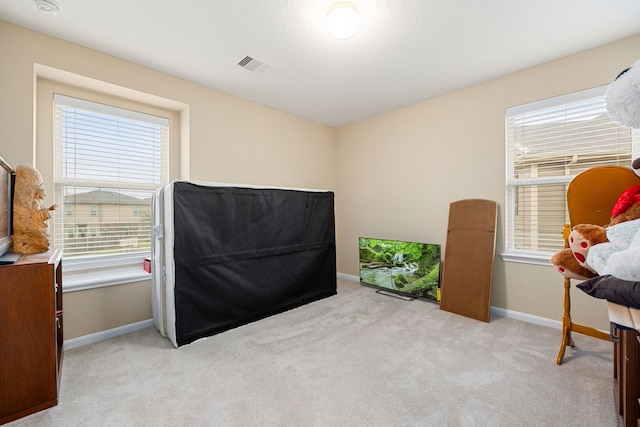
[587,218,640,280]
[606,59,640,129]
[609,222,640,280]
[587,59,640,281]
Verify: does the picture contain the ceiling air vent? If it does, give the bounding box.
[237,55,272,74]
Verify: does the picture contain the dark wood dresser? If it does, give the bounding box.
[609,302,640,427]
[0,249,63,425]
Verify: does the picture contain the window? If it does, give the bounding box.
[504,86,638,264]
[53,94,168,260]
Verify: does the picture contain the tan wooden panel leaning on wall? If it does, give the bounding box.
[439,199,497,322]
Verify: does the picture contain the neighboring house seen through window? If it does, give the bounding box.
[504,85,639,264]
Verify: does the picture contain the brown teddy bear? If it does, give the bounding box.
[551,249,601,280]
[550,162,640,279]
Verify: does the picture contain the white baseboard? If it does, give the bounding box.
[489,306,561,330]
[337,271,565,331]
[337,272,359,282]
[65,273,570,350]
[64,319,155,350]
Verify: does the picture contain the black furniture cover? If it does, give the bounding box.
[152,181,336,347]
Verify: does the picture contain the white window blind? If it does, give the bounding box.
[53,94,168,259]
[505,86,637,258]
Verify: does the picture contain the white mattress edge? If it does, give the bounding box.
[178,180,332,193]
[151,187,167,337]
[164,182,178,348]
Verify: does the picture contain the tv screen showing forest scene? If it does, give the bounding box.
[359,237,441,302]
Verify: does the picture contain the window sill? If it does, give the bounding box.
[63,265,151,293]
[500,251,553,267]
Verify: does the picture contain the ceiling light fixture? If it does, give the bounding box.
[34,0,60,15]
[325,1,360,40]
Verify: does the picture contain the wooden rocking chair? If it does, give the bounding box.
[557,165,640,365]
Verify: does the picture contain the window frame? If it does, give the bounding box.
[502,85,639,266]
[36,72,184,292]
[53,93,168,261]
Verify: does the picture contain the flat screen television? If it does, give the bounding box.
[0,156,14,258]
[359,237,441,302]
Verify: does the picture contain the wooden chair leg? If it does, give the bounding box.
[557,275,609,365]
[557,277,574,365]
[557,315,575,365]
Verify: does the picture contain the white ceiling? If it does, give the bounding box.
[1,0,640,127]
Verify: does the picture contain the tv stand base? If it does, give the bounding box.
[376,289,415,301]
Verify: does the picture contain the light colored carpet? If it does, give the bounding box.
[9,279,617,426]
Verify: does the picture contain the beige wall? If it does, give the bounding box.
[336,33,640,331]
[2,19,640,340]
[0,21,337,339]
